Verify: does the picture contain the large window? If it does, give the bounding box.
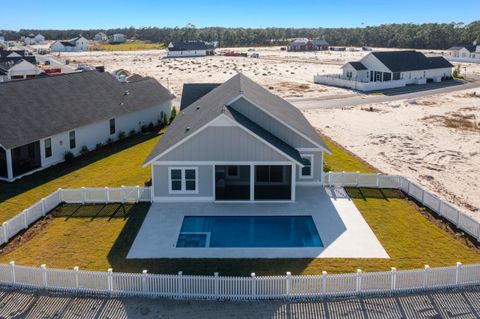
[109,118,116,135]
[69,131,76,149]
[169,167,198,194]
[300,155,314,178]
[256,165,284,183]
[44,138,52,158]
[393,72,401,80]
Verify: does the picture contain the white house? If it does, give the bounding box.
[0,50,41,82]
[34,34,46,44]
[50,36,89,52]
[447,41,480,63]
[0,71,175,181]
[110,34,126,44]
[0,36,5,44]
[315,50,454,91]
[94,32,108,42]
[166,41,215,58]
[23,34,36,46]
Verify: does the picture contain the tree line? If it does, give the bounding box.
[1,21,479,50]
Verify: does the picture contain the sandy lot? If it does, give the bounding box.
[52,46,480,218]
[305,89,480,217]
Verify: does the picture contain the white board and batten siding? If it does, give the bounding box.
[167,50,207,57]
[40,101,171,169]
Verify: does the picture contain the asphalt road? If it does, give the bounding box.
[290,81,480,110]
[2,285,480,318]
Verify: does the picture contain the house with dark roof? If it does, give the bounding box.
[143,73,331,203]
[287,38,329,51]
[0,49,41,82]
[166,41,215,57]
[50,36,89,52]
[0,71,174,181]
[315,50,453,91]
[447,41,480,62]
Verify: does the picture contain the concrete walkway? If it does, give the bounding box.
[2,285,480,318]
[128,187,388,259]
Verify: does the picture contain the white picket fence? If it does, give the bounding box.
[1,261,479,300]
[0,174,479,300]
[0,186,151,245]
[324,172,480,242]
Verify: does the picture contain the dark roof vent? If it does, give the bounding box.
[182,111,185,116]
[185,126,190,132]
[123,90,130,96]
[196,105,201,110]
[119,102,124,106]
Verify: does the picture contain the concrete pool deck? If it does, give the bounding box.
[127,187,389,259]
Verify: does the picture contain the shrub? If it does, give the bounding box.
[95,143,103,150]
[106,138,113,145]
[64,151,74,162]
[128,129,136,137]
[118,131,126,139]
[141,124,149,133]
[163,113,169,126]
[323,162,332,172]
[79,145,89,155]
[169,106,177,123]
[148,122,154,130]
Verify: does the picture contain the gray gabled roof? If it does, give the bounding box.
[0,71,175,149]
[168,41,210,51]
[143,73,330,165]
[180,83,221,110]
[371,51,453,72]
[345,61,367,70]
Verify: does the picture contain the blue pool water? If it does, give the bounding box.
[176,216,323,248]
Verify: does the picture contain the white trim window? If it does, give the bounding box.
[168,167,198,194]
[300,154,314,179]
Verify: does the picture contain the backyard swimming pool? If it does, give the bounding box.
[176,216,323,248]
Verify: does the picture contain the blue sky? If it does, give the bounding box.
[2,0,479,30]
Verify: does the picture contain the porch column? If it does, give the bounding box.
[6,149,13,180]
[249,164,255,201]
[291,163,296,201]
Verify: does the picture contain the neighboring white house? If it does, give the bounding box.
[0,71,175,181]
[166,41,215,57]
[0,49,41,82]
[110,34,126,44]
[0,36,5,44]
[447,41,480,63]
[94,32,108,42]
[50,36,89,52]
[23,34,36,46]
[34,34,46,44]
[314,50,454,91]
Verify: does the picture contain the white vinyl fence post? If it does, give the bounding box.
[74,266,79,291]
[376,173,381,188]
[285,272,291,299]
[177,271,183,299]
[81,187,86,204]
[136,185,140,203]
[142,270,148,295]
[41,264,48,288]
[41,198,46,217]
[2,222,9,243]
[107,268,113,293]
[455,262,462,285]
[391,267,397,291]
[105,187,109,204]
[455,210,461,227]
[121,186,126,204]
[423,265,430,289]
[251,273,256,300]
[321,271,327,297]
[356,269,362,293]
[58,188,63,202]
[214,272,219,299]
[9,261,15,284]
[355,171,360,187]
[22,210,28,229]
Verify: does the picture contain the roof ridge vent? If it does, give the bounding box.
[185,126,190,132]
[196,105,201,110]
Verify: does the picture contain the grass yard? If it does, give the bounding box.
[96,41,165,51]
[0,129,478,275]
[0,129,165,223]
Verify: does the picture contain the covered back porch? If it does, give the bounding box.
[214,163,295,201]
[0,141,42,181]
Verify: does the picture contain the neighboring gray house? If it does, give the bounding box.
[143,73,331,202]
[0,71,174,181]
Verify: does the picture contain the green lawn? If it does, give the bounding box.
[0,129,164,223]
[0,130,478,275]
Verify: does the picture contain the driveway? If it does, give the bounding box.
[2,285,480,318]
[290,81,480,110]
